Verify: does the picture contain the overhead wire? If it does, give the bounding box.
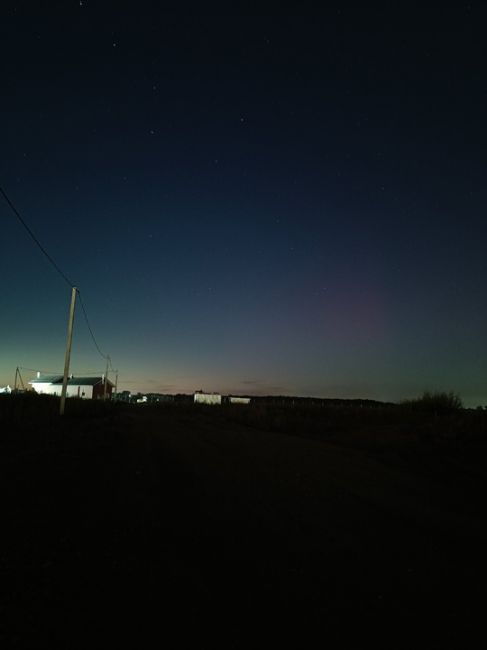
[77,292,111,362]
[19,367,105,375]
[2,183,116,370]
[19,366,64,375]
[0,184,75,288]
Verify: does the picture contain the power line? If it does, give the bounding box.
[2,183,117,371]
[77,291,110,361]
[19,366,64,375]
[0,184,74,288]
[20,367,106,375]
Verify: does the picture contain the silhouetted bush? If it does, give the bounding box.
[401,391,463,415]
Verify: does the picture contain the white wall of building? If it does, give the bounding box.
[229,397,251,405]
[31,383,94,398]
[31,383,60,396]
[194,392,222,405]
[66,385,94,399]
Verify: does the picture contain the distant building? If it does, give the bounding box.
[194,391,222,405]
[114,390,132,402]
[146,393,174,403]
[229,396,251,405]
[29,373,114,399]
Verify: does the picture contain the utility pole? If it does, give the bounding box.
[60,287,77,416]
[103,355,110,400]
[14,367,25,391]
[114,370,118,398]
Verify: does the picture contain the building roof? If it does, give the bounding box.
[29,375,63,384]
[66,376,114,386]
[30,375,114,387]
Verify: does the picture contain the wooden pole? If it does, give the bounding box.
[103,356,110,400]
[60,287,77,416]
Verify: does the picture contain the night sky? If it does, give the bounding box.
[1,3,486,405]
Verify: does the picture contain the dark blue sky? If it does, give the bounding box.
[1,3,486,404]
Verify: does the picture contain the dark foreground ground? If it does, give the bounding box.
[1,396,486,648]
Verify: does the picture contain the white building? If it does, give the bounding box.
[194,391,222,405]
[29,373,114,399]
[229,396,251,405]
